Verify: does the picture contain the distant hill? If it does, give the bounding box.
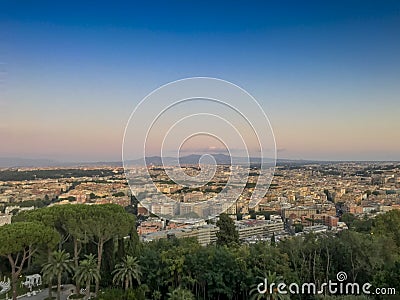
[130,153,276,166]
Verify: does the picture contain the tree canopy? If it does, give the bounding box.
[216,213,239,246]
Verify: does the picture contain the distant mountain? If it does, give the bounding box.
[128,153,276,166]
[179,154,232,165]
[144,156,176,166]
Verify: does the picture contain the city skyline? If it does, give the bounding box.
[1,1,400,162]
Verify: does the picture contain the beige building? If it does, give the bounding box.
[151,202,179,216]
[282,207,317,220]
[141,224,219,246]
[236,219,284,240]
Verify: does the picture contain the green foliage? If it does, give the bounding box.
[0,221,59,256]
[42,250,74,300]
[0,168,119,181]
[386,190,396,195]
[0,222,59,300]
[340,213,356,228]
[167,287,195,300]
[373,209,400,247]
[4,198,50,210]
[216,213,239,246]
[68,294,85,299]
[340,213,373,233]
[112,191,125,197]
[352,218,373,233]
[95,288,125,299]
[74,254,100,299]
[14,203,138,295]
[95,286,148,300]
[112,255,142,290]
[75,254,100,283]
[84,204,136,293]
[294,223,303,233]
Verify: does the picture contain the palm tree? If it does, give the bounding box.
[41,250,74,300]
[74,254,100,300]
[112,255,142,290]
[152,290,162,300]
[167,287,195,300]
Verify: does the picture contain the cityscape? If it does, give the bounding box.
[2,160,400,245]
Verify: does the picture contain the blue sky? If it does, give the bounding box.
[1,1,399,161]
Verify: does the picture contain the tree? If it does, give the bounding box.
[340,213,356,229]
[216,213,239,246]
[62,205,92,295]
[125,225,141,258]
[294,223,303,233]
[13,205,91,295]
[167,287,195,300]
[112,191,125,197]
[0,222,59,300]
[204,246,241,298]
[270,233,276,246]
[12,206,70,297]
[41,250,74,300]
[112,255,142,290]
[12,205,70,249]
[16,204,137,295]
[86,204,136,294]
[74,254,100,300]
[152,290,162,300]
[373,209,400,247]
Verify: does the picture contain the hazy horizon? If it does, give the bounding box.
[0,154,399,168]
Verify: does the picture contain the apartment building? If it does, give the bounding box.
[235,219,284,240]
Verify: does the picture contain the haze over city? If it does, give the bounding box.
[1,1,400,162]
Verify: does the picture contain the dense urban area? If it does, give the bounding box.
[0,161,400,300]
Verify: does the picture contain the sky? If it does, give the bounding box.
[0,1,399,162]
